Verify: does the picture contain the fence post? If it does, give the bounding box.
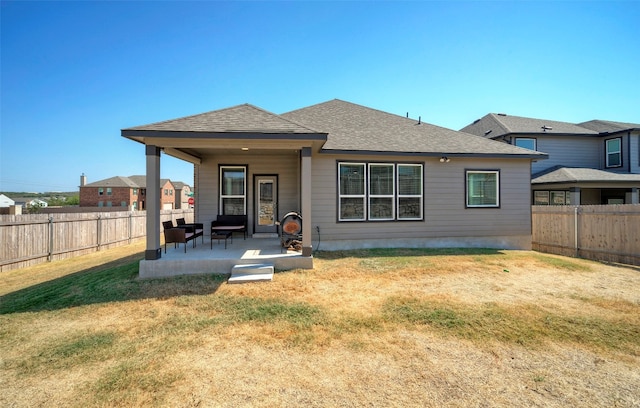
[128,212,132,243]
[48,216,54,262]
[574,206,579,258]
[97,215,102,251]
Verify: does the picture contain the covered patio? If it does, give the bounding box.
[138,235,313,279]
[122,104,327,278]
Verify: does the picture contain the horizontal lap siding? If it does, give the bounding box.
[197,152,300,233]
[630,132,639,173]
[533,136,600,174]
[311,155,532,241]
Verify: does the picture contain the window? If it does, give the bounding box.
[164,189,168,196]
[369,164,394,220]
[170,190,173,196]
[107,188,112,196]
[121,201,127,207]
[106,201,112,207]
[98,201,104,207]
[515,138,536,151]
[220,166,246,215]
[606,138,621,167]
[338,162,423,221]
[339,163,365,220]
[133,201,138,210]
[550,191,566,205]
[466,170,499,208]
[133,188,138,196]
[98,188,104,196]
[534,191,550,205]
[397,164,423,219]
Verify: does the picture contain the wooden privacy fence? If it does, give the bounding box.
[532,204,640,266]
[0,209,194,272]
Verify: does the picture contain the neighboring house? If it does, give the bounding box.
[27,199,48,208]
[0,194,15,207]
[122,99,546,263]
[79,175,183,210]
[172,181,192,209]
[460,114,640,205]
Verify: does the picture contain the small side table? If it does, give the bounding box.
[210,231,232,249]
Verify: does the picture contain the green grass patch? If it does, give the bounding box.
[90,357,183,407]
[15,331,119,374]
[382,296,640,352]
[0,262,141,314]
[531,253,593,271]
[0,263,228,314]
[315,247,502,260]
[181,295,325,328]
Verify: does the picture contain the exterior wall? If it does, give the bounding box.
[532,135,600,174]
[601,133,630,173]
[629,131,639,173]
[310,154,533,250]
[196,151,300,235]
[80,186,131,208]
[175,185,191,209]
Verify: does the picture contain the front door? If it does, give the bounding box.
[254,175,278,234]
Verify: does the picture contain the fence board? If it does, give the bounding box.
[0,209,194,272]
[533,204,640,266]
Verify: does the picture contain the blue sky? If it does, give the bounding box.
[1,1,639,192]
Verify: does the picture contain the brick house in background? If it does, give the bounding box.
[79,175,187,210]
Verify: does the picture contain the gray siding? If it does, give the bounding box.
[195,151,534,249]
[196,151,300,235]
[629,131,639,173]
[310,154,533,248]
[533,136,600,174]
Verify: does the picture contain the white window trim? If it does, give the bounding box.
[338,161,423,221]
[606,137,622,168]
[368,163,395,221]
[397,163,423,220]
[514,137,537,151]
[219,165,247,215]
[466,170,500,208]
[338,162,366,221]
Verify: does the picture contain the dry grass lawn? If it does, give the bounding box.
[1,242,639,407]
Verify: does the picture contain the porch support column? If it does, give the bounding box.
[629,187,639,204]
[569,187,581,206]
[145,145,162,260]
[301,147,312,257]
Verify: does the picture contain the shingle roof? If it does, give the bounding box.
[282,100,544,157]
[461,113,597,138]
[577,120,640,133]
[532,167,640,184]
[83,176,139,188]
[82,175,180,188]
[124,104,321,134]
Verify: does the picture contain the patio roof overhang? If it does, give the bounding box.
[121,130,328,164]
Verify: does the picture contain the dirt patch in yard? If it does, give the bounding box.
[1,247,639,407]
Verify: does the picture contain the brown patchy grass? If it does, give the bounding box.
[1,245,639,407]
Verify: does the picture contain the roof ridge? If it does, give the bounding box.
[241,103,324,134]
[487,113,512,134]
[124,104,253,129]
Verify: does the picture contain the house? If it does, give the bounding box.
[27,199,48,208]
[0,194,15,207]
[172,181,192,209]
[460,114,640,205]
[79,175,184,210]
[122,99,546,272]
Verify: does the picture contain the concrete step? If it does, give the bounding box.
[228,264,274,284]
